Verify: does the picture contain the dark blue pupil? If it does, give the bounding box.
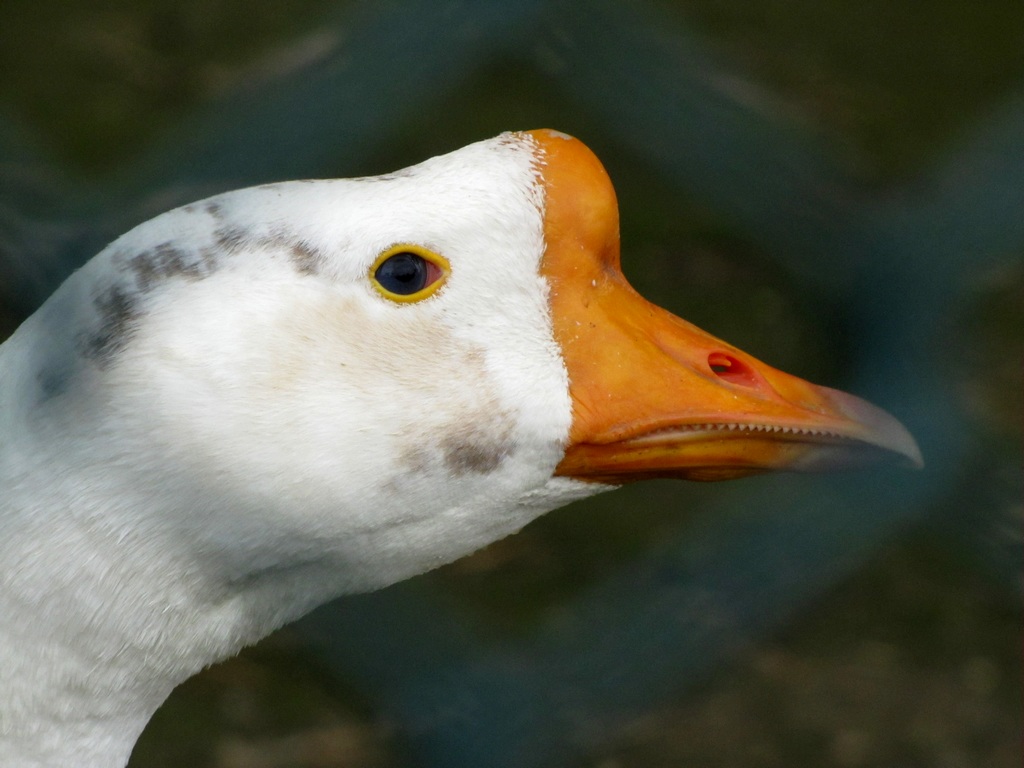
[375,252,428,295]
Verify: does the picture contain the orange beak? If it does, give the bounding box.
[528,129,923,483]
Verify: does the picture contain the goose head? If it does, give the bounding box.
[0,129,920,766]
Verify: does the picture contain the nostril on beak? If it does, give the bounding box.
[708,352,760,388]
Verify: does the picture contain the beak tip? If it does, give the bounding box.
[828,387,924,470]
[893,435,925,470]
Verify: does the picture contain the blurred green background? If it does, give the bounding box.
[0,1,1020,766]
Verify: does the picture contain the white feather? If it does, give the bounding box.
[0,133,606,767]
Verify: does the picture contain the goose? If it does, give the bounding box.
[0,129,921,767]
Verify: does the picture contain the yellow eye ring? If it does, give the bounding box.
[369,244,450,303]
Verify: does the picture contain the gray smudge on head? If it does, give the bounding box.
[213,222,324,275]
[394,409,516,485]
[286,238,323,276]
[124,241,215,291]
[79,285,141,367]
[441,421,514,475]
[392,345,517,482]
[72,189,329,371]
[29,282,88,403]
[35,363,74,402]
[213,224,252,255]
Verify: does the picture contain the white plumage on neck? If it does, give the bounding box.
[0,133,601,767]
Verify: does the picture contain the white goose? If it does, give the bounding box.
[0,129,920,767]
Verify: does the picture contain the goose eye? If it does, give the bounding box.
[370,245,449,303]
[376,253,429,294]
